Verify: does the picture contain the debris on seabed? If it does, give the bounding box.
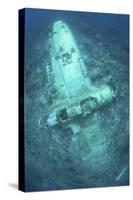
[116,165,128,181]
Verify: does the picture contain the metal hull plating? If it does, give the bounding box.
[47,20,115,131]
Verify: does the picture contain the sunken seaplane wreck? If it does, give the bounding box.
[46,20,115,134]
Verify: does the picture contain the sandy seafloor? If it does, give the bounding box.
[23,8,129,191]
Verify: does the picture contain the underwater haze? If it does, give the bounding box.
[24,8,129,191]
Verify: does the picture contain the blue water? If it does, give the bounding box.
[24,8,129,192]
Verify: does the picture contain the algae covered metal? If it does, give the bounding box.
[47,20,115,132]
